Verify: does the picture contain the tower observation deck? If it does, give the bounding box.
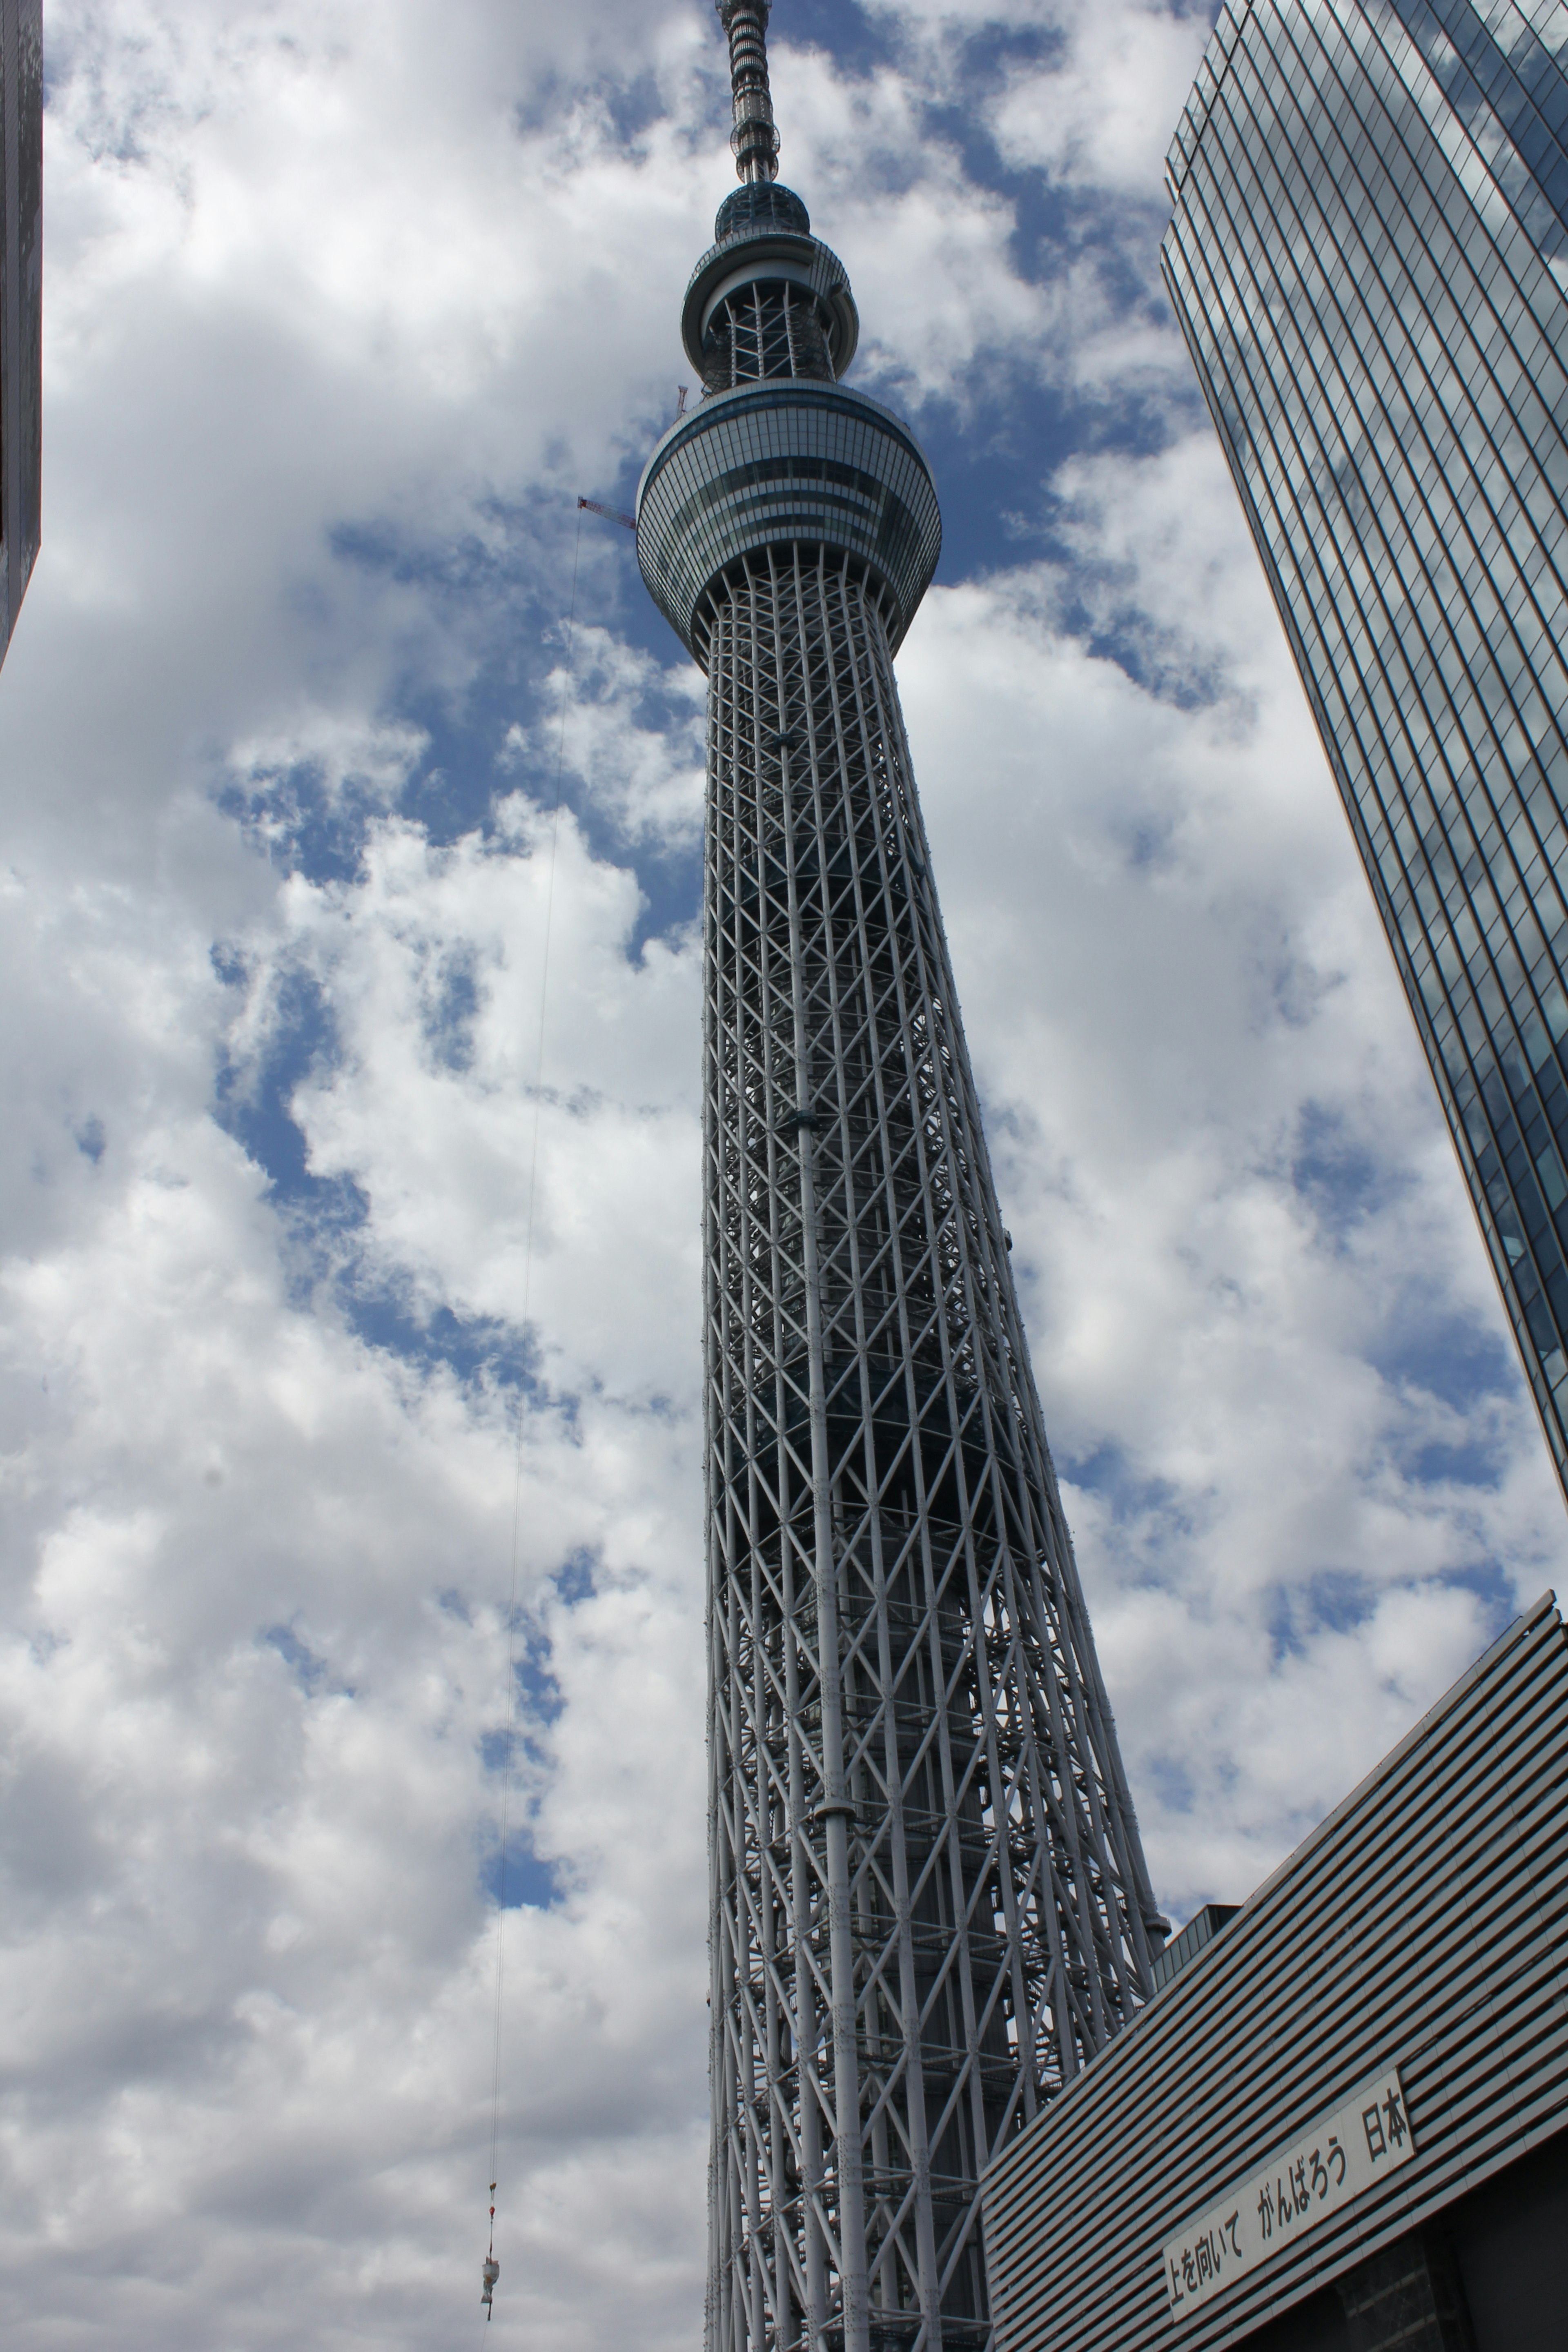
[635,12,1170,2351]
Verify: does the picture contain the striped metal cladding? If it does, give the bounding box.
[979,1592,1568,2352]
[1148,1904,1238,1996]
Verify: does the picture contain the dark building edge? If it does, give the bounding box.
[0,0,42,671]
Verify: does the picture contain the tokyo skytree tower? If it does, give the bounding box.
[634,10,1169,2350]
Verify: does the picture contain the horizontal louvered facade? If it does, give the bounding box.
[980,1592,1568,2350]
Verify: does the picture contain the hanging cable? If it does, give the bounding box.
[482,503,584,2326]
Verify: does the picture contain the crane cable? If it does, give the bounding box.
[483,504,584,2328]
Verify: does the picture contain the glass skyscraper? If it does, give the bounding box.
[1163,0,1568,1497]
[0,0,42,674]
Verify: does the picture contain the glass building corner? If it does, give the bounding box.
[1163,0,1568,1497]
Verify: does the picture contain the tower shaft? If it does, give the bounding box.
[635,14,1167,2349]
[700,548,1164,2352]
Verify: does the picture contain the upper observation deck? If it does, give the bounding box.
[636,183,940,669]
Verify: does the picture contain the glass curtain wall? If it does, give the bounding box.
[1164,0,1568,1494]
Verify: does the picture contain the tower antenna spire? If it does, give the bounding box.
[717,0,779,183]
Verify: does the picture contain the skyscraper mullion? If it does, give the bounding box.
[640,10,1168,2348]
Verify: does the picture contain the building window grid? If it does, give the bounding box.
[1420,0,1568,220]
[1339,658,1568,1410]
[1270,3,1557,502]
[1241,260,1568,1110]
[1185,134,1521,797]
[1237,118,1568,929]
[1168,0,1568,1437]
[1278,83,1568,1383]
[1206,23,1568,860]
[1303,0,1564,353]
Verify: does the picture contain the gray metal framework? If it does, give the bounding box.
[1163,0,1568,1501]
[636,12,1169,2352]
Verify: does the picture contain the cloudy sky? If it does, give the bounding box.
[0,0,1562,2343]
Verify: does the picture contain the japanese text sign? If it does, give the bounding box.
[1162,2066,1414,2321]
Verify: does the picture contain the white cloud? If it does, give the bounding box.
[989,0,1214,197]
[506,626,708,846]
[0,840,709,2346]
[0,0,1559,2345]
[768,46,1052,405]
[231,790,705,1400]
[898,430,1563,1909]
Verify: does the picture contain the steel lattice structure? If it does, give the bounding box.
[635,12,1169,2352]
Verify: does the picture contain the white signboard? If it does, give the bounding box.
[1162,2065,1415,2321]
